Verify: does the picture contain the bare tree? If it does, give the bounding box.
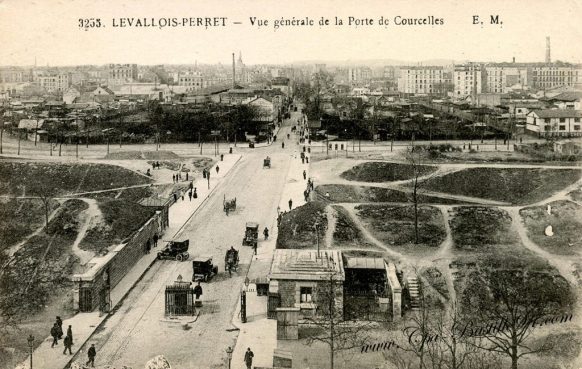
[460,256,573,369]
[304,272,374,369]
[404,145,435,244]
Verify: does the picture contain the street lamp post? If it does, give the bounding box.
[27,334,34,369]
[225,346,233,369]
[314,222,320,258]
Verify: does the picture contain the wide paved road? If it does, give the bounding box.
[75,117,300,369]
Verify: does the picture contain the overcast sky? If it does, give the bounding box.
[0,0,581,67]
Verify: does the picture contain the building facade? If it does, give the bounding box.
[108,64,138,86]
[526,109,582,137]
[37,73,70,92]
[398,66,452,95]
[454,63,484,98]
[530,65,582,90]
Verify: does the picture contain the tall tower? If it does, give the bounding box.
[545,36,551,64]
[232,53,236,88]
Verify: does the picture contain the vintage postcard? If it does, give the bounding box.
[0,1,581,369]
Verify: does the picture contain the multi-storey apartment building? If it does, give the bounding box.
[107,64,138,86]
[530,65,582,90]
[37,73,70,92]
[397,66,452,95]
[453,63,484,98]
[178,71,204,92]
[348,67,372,85]
[484,64,529,93]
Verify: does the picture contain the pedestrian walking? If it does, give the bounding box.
[216,165,220,174]
[56,316,63,338]
[303,170,307,180]
[145,241,151,254]
[86,344,96,367]
[288,198,293,210]
[50,323,59,347]
[306,156,309,163]
[186,172,189,181]
[189,181,194,190]
[301,156,305,164]
[181,192,184,201]
[172,174,176,183]
[193,188,198,199]
[244,348,254,369]
[188,191,192,201]
[304,190,309,202]
[153,233,158,247]
[152,162,155,170]
[282,142,285,149]
[66,325,73,345]
[194,282,203,300]
[263,227,269,240]
[202,169,207,179]
[63,334,73,355]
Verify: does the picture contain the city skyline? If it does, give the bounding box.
[0,0,582,67]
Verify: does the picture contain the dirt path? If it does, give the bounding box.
[337,204,405,261]
[324,205,337,249]
[432,205,457,303]
[70,198,102,265]
[5,202,63,258]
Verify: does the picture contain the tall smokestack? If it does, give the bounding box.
[232,53,236,88]
[545,37,551,64]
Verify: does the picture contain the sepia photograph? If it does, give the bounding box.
[0,0,581,368]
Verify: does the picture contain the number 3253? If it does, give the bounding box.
[78,18,103,29]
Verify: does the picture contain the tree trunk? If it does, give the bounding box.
[413,180,419,244]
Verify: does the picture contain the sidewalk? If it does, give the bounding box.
[15,154,242,369]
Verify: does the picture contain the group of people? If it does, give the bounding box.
[50,317,74,355]
[151,161,162,170]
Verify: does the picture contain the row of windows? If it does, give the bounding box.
[544,125,581,131]
[544,118,581,123]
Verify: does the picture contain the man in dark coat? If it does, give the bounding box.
[66,325,73,344]
[63,334,73,355]
[153,233,158,248]
[288,198,293,210]
[303,170,307,180]
[194,282,203,300]
[244,347,254,369]
[56,316,63,338]
[50,323,59,347]
[87,344,96,367]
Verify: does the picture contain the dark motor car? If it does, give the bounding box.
[192,256,219,282]
[157,240,190,261]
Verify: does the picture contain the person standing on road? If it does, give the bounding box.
[194,282,203,300]
[188,190,192,201]
[263,227,269,240]
[56,316,63,338]
[288,198,293,210]
[87,344,96,367]
[66,325,73,345]
[303,170,307,180]
[193,188,198,199]
[282,142,285,149]
[50,323,59,347]
[216,165,220,174]
[244,347,254,369]
[153,233,159,248]
[63,334,73,355]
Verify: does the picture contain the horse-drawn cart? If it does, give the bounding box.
[225,248,240,274]
[224,194,237,215]
[263,156,271,169]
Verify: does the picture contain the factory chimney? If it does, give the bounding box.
[232,52,236,88]
[545,37,551,64]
